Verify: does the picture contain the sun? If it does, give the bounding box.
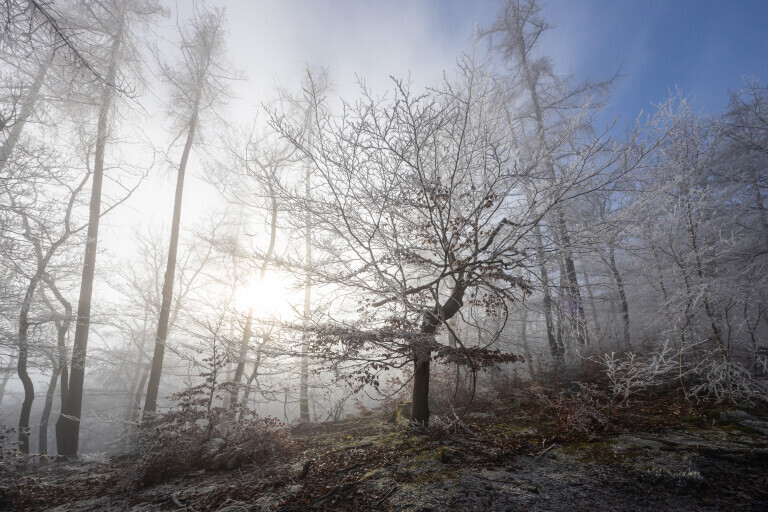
[234,273,291,318]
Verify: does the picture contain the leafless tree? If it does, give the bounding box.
[143,6,234,417]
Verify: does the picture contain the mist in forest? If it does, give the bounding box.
[0,1,766,510]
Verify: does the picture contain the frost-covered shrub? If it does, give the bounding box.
[687,354,767,404]
[597,342,768,406]
[597,344,678,406]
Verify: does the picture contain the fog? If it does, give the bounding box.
[0,1,766,510]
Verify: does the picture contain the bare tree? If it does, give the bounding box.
[57,0,161,457]
[483,0,618,349]
[143,7,233,415]
[271,56,535,425]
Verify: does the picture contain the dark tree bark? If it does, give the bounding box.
[0,52,51,172]
[56,19,123,457]
[143,103,199,416]
[534,223,564,361]
[39,282,71,454]
[38,359,60,454]
[411,280,467,425]
[11,172,83,453]
[16,278,38,453]
[144,6,227,415]
[607,244,631,350]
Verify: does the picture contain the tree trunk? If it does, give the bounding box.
[513,10,588,347]
[0,53,51,173]
[143,99,200,416]
[556,212,589,346]
[130,364,150,424]
[520,309,536,380]
[684,191,725,358]
[0,359,14,406]
[607,244,631,350]
[411,356,431,424]
[56,21,122,457]
[38,362,61,454]
[230,309,252,408]
[580,266,602,347]
[231,163,278,409]
[299,116,313,423]
[238,338,264,420]
[533,223,563,361]
[17,277,39,453]
[411,282,467,426]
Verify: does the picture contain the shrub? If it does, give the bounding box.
[121,382,294,489]
[553,382,610,433]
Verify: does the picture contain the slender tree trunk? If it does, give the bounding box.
[231,169,279,409]
[520,309,536,380]
[513,11,588,347]
[56,22,122,457]
[124,310,149,423]
[230,309,252,407]
[0,359,14,406]
[17,277,39,453]
[38,361,61,454]
[300,136,312,423]
[607,244,631,350]
[130,364,150,424]
[143,98,200,416]
[556,255,571,356]
[650,238,673,326]
[684,193,725,358]
[0,53,51,173]
[533,223,563,361]
[556,212,589,345]
[39,283,71,455]
[238,337,265,420]
[580,266,602,348]
[4,56,52,454]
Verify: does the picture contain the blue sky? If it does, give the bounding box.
[217,0,767,125]
[534,0,768,123]
[122,0,767,240]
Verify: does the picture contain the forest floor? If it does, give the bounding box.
[2,392,768,511]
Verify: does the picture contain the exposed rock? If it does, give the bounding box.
[720,410,756,422]
[210,449,243,470]
[739,419,768,435]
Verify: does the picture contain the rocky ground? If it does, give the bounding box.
[1,397,767,511]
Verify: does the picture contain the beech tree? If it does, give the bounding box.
[271,56,537,425]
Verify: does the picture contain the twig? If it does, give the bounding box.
[338,462,362,474]
[374,486,397,507]
[533,443,556,460]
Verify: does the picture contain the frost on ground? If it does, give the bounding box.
[2,394,767,511]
